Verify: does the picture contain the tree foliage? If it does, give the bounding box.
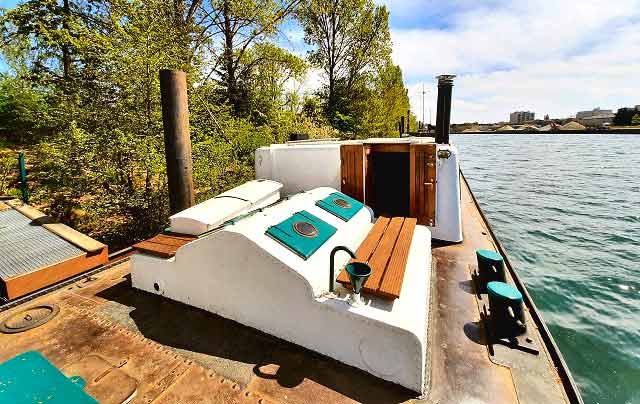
[297,0,412,137]
[0,0,411,249]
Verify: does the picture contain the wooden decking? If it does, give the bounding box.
[132,233,197,258]
[336,216,416,300]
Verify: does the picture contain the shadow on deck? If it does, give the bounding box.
[96,275,416,404]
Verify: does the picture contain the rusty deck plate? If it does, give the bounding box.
[0,180,574,403]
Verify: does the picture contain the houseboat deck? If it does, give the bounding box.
[0,176,579,404]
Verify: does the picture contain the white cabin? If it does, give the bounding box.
[132,137,463,393]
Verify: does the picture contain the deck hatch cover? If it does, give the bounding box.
[315,192,363,221]
[266,211,336,259]
[0,304,60,334]
[0,351,97,403]
[0,209,84,279]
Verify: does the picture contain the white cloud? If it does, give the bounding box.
[391,0,640,122]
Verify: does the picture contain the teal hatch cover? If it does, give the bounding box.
[315,192,363,221]
[266,210,336,259]
[0,351,97,404]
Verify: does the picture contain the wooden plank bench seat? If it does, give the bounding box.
[133,233,197,258]
[336,216,417,300]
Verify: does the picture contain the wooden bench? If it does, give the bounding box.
[336,216,417,300]
[133,233,197,258]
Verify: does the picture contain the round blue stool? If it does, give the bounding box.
[487,281,526,337]
[476,249,506,291]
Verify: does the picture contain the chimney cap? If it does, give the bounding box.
[436,74,456,85]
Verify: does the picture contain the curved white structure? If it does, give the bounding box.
[132,186,431,392]
[169,179,283,235]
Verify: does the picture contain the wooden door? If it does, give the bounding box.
[410,143,437,226]
[340,144,365,202]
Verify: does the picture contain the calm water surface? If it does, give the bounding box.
[452,133,639,404]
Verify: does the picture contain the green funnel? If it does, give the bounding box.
[345,262,372,295]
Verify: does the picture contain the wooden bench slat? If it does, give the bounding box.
[364,217,404,291]
[133,233,196,258]
[336,216,417,300]
[133,241,178,258]
[150,234,196,247]
[378,218,416,299]
[336,217,390,285]
[353,216,390,261]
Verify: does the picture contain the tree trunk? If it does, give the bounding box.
[222,0,239,114]
[62,0,71,80]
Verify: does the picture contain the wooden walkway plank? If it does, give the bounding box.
[337,216,416,300]
[152,234,195,247]
[378,218,416,299]
[336,217,389,285]
[133,233,196,258]
[364,217,404,291]
[133,241,177,258]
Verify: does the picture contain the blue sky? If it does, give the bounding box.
[3,0,639,123]
[276,0,640,122]
[380,0,640,122]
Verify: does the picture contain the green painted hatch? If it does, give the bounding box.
[315,192,363,221]
[0,351,97,404]
[266,210,337,259]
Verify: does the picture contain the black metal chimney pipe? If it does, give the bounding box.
[435,74,456,144]
[159,69,195,214]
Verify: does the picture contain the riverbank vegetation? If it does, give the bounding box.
[0,0,414,248]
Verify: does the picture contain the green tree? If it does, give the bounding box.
[297,0,391,123]
[198,0,301,115]
[631,114,640,126]
[0,0,336,249]
[243,43,307,120]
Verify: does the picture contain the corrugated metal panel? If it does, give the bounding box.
[0,209,84,280]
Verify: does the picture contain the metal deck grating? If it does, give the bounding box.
[0,209,84,279]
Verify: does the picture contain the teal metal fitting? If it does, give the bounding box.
[487,281,526,337]
[18,152,29,203]
[476,249,505,290]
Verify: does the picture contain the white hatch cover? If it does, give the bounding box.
[169,179,283,235]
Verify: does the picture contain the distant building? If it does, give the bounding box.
[509,111,535,124]
[576,107,613,119]
[576,107,615,127]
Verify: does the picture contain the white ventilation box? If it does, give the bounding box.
[169,180,283,235]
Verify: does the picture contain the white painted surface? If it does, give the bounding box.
[256,144,341,195]
[132,186,430,393]
[255,138,463,242]
[169,180,283,235]
[431,144,463,242]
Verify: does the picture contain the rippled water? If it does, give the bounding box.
[453,133,640,404]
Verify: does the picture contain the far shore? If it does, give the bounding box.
[451,128,640,135]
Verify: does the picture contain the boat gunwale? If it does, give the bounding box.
[460,171,584,404]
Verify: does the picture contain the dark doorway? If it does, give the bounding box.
[369,152,410,217]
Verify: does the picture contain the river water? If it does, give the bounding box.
[452,133,639,404]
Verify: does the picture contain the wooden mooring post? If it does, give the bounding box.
[159,70,195,214]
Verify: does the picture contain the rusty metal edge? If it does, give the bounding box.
[0,249,132,312]
[460,170,584,404]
